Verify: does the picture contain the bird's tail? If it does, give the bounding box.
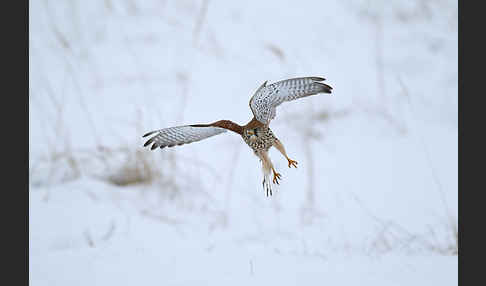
[259,153,274,196]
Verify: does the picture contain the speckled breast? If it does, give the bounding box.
[242,126,277,153]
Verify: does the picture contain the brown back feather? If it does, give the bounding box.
[191,120,244,135]
[243,117,265,130]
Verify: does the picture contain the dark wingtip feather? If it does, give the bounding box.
[142,130,158,138]
[150,143,159,150]
[315,82,333,94]
[310,76,326,82]
[143,137,155,147]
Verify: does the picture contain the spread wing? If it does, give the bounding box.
[249,77,332,125]
[142,125,227,150]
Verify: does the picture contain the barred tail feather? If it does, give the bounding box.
[262,173,273,197]
[259,151,275,196]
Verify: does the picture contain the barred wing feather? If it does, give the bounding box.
[143,125,227,150]
[249,77,332,125]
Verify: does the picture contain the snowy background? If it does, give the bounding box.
[29,0,457,285]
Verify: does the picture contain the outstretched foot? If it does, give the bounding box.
[287,158,298,168]
[272,171,282,185]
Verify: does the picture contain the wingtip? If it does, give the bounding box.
[327,85,333,94]
[311,76,326,82]
[142,130,158,138]
[143,136,156,147]
[315,82,333,94]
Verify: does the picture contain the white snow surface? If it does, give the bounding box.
[30,0,457,285]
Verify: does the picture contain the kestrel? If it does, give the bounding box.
[143,76,333,196]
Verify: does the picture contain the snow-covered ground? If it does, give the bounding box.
[29,0,457,285]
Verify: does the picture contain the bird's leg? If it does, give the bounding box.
[260,151,282,185]
[273,139,298,168]
[287,159,298,168]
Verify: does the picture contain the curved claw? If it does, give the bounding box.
[272,172,282,185]
[288,159,298,168]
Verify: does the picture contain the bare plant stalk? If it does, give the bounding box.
[83,230,95,248]
[397,77,456,233]
[176,72,190,124]
[375,14,385,101]
[300,103,316,225]
[46,0,103,147]
[304,136,315,209]
[222,142,241,228]
[305,102,316,209]
[193,0,210,46]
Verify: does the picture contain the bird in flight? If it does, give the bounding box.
[143,76,333,196]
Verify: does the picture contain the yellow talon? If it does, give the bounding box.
[287,159,298,168]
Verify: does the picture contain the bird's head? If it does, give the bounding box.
[245,129,257,141]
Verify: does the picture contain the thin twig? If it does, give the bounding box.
[193,0,210,46]
[397,76,455,226]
